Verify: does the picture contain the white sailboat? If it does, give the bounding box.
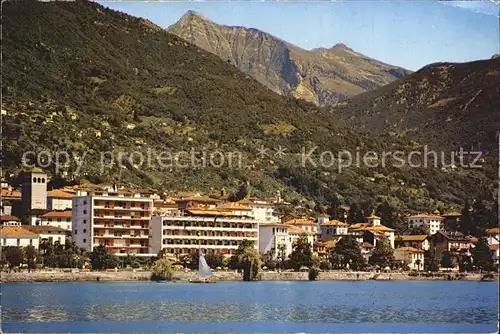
[190,250,216,283]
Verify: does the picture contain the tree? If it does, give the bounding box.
[425,248,440,272]
[151,258,173,281]
[4,247,23,271]
[472,237,494,272]
[331,236,366,270]
[230,240,262,281]
[409,225,430,236]
[347,203,364,224]
[471,200,494,237]
[459,201,472,236]
[277,244,287,272]
[289,235,313,271]
[205,253,224,269]
[90,245,117,270]
[414,259,422,271]
[376,202,394,228]
[441,251,454,269]
[369,238,395,268]
[24,245,37,271]
[228,182,249,202]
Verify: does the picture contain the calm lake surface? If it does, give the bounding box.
[1,281,498,333]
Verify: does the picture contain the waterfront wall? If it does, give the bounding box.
[1,270,495,283]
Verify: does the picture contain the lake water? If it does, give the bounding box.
[1,281,498,333]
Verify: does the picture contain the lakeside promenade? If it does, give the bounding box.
[1,270,496,283]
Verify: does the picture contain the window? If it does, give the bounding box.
[83,229,87,233]
[83,210,87,214]
[83,200,87,205]
[37,178,41,183]
[33,177,37,183]
[17,239,20,246]
[83,239,86,243]
[41,178,45,183]
[74,230,78,235]
[29,239,33,245]
[83,220,87,224]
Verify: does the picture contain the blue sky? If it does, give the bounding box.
[100,1,499,70]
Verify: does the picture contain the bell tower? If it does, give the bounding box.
[21,167,47,212]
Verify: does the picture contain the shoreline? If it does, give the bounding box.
[1,270,497,283]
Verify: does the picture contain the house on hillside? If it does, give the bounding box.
[486,228,499,264]
[0,222,39,248]
[24,225,69,245]
[430,230,473,258]
[407,214,443,235]
[47,189,74,210]
[349,220,395,248]
[395,235,430,251]
[320,220,349,239]
[394,247,425,270]
[40,210,72,231]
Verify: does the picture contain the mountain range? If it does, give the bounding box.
[334,58,500,154]
[1,0,497,213]
[168,11,411,106]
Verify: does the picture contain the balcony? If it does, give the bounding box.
[162,235,257,241]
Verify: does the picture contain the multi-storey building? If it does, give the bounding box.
[349,222,395,248]
[47,189,74,210]
[239,198,280,224]
[0,221,40,248]
[40,210,72,231]
[150,207,259,257]
[259,224,292,258]
[395,235,430,251]
[394,247,425,270]
[430,230,473,258]
[72,192,154,256]
[407,214,443,235]
[25,225,69,245]
[320,220,349,239]
[285,218,318,234]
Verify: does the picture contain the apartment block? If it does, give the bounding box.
[72,194,154,256]
[150,208,259,257]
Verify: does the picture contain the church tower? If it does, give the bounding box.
[21,167,47,212]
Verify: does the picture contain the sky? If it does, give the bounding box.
[99,1,499,70]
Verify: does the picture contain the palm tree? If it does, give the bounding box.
[277,244,287,272]
[237,245,262,281]
[415,259,422,271]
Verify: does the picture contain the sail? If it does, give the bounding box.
[198,252,213,279]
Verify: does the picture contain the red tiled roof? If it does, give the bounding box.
[321,220,349,227]
[489,244,499,251]
[395,247,425,254]
[47,190,75,198]
[0,188,21,198]
[24,225,69,233]
[0,226,38,237]
[42,211,72,218]
[486,228,499,235]
[0,215,20,222]
[286,218,316,226]
[396,235,428,242]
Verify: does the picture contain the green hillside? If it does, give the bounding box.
[1,0,497,213]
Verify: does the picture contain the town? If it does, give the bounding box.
[1,167,498,280]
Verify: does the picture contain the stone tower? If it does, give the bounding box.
[21,167,47,212]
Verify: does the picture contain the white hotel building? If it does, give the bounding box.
[72,191,154,256]
[150,204,259,257]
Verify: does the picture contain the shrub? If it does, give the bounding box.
[151,258,173,281]
[308,267,319,281]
